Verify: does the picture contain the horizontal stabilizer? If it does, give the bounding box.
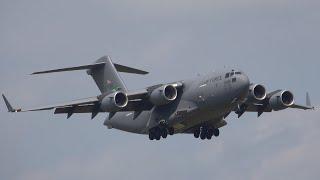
[31,62,106,75]
[114,63,148,74]
[31,58,148,75]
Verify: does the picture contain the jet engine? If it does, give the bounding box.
[269,90,294,111]
[100,91,128,112]
[150,85,178,106]
[248,84,267,101]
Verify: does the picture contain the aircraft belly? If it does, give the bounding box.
[172,104,230,133]
[104,111,150,134]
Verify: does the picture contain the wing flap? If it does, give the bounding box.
[245,104,272,112]
[54,105,96,114]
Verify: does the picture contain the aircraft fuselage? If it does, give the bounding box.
[104,70,250,134]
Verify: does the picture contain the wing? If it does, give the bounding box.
[2,82,183,118]
[2,95,99,112]
[235,91,314,118]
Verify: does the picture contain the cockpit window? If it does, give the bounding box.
[225,73,230,78]
[230,72,235,76]
[235,72,241,75]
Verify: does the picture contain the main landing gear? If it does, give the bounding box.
[194,126,219,140]
[149,126,174,141]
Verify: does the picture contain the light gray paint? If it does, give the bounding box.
[1,0,320,180]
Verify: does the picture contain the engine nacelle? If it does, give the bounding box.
[248,84,267,102]
[269,90,294,111]
[150,85,178,106]
[100,91,128,112]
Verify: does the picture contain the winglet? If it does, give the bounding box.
[306,92,311,107]
[2,94,16,112]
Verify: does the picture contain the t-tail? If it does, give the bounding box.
[31,56,148,94]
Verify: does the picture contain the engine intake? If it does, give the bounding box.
[248,84,267,101]
[269,90,294,111]
[150,85,178,106]
[100,91,128,112]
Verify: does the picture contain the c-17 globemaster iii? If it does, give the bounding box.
[2,56,315,140]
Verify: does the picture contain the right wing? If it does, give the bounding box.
[2,94,101,118]
[2,94,99,112]
[234,91,314,118]
[2,93,152,119]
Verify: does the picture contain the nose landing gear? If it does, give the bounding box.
[194,126,220,140]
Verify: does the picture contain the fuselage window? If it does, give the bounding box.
[235,72,241,75]
[225,73,230,78]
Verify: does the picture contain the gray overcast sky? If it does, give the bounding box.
[1,0,320,180]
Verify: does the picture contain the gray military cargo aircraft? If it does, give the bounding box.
[2,56,315,140]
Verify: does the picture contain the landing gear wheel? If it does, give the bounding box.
[206,134,212,140]
[200,127,207,140]
[206,129,213,139]
[154,128,161,140]
[161,129,168,139]
[149,132,154,140]
[200,133,206,140]
[155,133,161,140]
[213,128,220,137]
[168,127,174,135]
[194,129,200,138]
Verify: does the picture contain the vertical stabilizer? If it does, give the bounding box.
[87,56,127,94]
